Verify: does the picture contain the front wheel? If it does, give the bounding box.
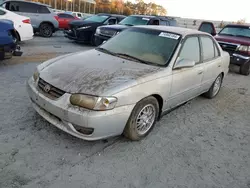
[123,96,159,141]
[240,63,250,76]
[203,74,223,99]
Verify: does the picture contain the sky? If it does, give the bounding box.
[135,0,250,22]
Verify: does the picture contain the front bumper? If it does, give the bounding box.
[230,53,250,66]
[27,78,134,141]
[64,29,92,43]
[94,34,111,41]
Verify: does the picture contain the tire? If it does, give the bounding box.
[94,37,103,46]
[90,34,96,46]
[39,23,53,37]
[240,63,250,76]
[204,73,223,99]
[123,96,159,141]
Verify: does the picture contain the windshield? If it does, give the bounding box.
[219,26,250,38]
[98,28,181,66]
[119,16,150,26]
[84,15,109,23]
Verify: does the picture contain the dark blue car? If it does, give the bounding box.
[0,19,22,60]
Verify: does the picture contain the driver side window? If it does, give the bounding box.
[178,36,200,64]
[104,18,117,25]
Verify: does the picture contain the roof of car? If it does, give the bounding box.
[129,15,177,20]
[134,26,210,36]
[2,0,51,7]
[97,13,126,18]
[225,23,250,27]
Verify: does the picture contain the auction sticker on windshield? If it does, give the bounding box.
[159,32,180,40]
[142,18,150,21]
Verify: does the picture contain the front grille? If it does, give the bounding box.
[218,42,238,53]
[38,78,65,99]
[100,29,116,37]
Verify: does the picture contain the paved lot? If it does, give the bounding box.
[0,33,250,188]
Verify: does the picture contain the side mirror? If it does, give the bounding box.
[174,59,195,69]
[102,40,106,44]
[211,32,216,36]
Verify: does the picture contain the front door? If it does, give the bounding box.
[167,36,204,109]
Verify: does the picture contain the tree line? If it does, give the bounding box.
[95,0,167,16]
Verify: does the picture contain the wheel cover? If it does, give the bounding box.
[41,26,51,36]
[213,76,221,96]
[136,104,156,135]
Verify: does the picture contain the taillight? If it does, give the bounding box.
[54,16,59,20]
[22,19,30,24]
[237,45,250,55]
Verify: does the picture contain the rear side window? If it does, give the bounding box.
[7,1,39,13]
[77,13,81,17]
[178,37,200,63]
[58,13,74,18]
[39,6,50,14]
[199,23,214,35]
[160,20,168,25]
[200,36,218,61]
[0,9,6,15]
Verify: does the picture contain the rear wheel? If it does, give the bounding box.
[204,74,223,99]
[240,63,250,76]
[39,23,53,37]
[123,96,159,141]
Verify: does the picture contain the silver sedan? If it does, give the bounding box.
[27,26,230,141]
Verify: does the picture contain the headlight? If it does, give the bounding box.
[96,28,101,34]
[70,94,117,111]
[33,71,39,82]
[237,45,250,54]
[77,26,91,30]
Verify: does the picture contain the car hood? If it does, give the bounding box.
[215,34,250,45]
[69,20,103,27]
[99,24,130,31]
[39,50,161,96]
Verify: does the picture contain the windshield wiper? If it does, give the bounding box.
[95,47,116,56]
[123,24,134,26]
[220,33,236,36]
[235,34,250,38]
[115,53,152,65]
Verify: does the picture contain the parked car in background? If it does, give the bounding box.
[64,13,126,45]
[0,19,22,60]
[56,13,79,30]
[0,0,59,37]
[95,15,178,46]
[199,22,250,75]
[27,26,229,141]
[0,7,33,41]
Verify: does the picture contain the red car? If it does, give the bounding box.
[55,13,79,30]
[199,22,250,75]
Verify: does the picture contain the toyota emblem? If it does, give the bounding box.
[44,84,51,93]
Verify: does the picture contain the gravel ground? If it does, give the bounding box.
[0,34,250,188]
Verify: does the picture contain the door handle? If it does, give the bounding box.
[218,65,221,67]
[198,71,203,75]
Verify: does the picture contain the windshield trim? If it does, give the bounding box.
[98,27,182,67]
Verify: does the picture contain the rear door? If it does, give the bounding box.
[199,35,222,92]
